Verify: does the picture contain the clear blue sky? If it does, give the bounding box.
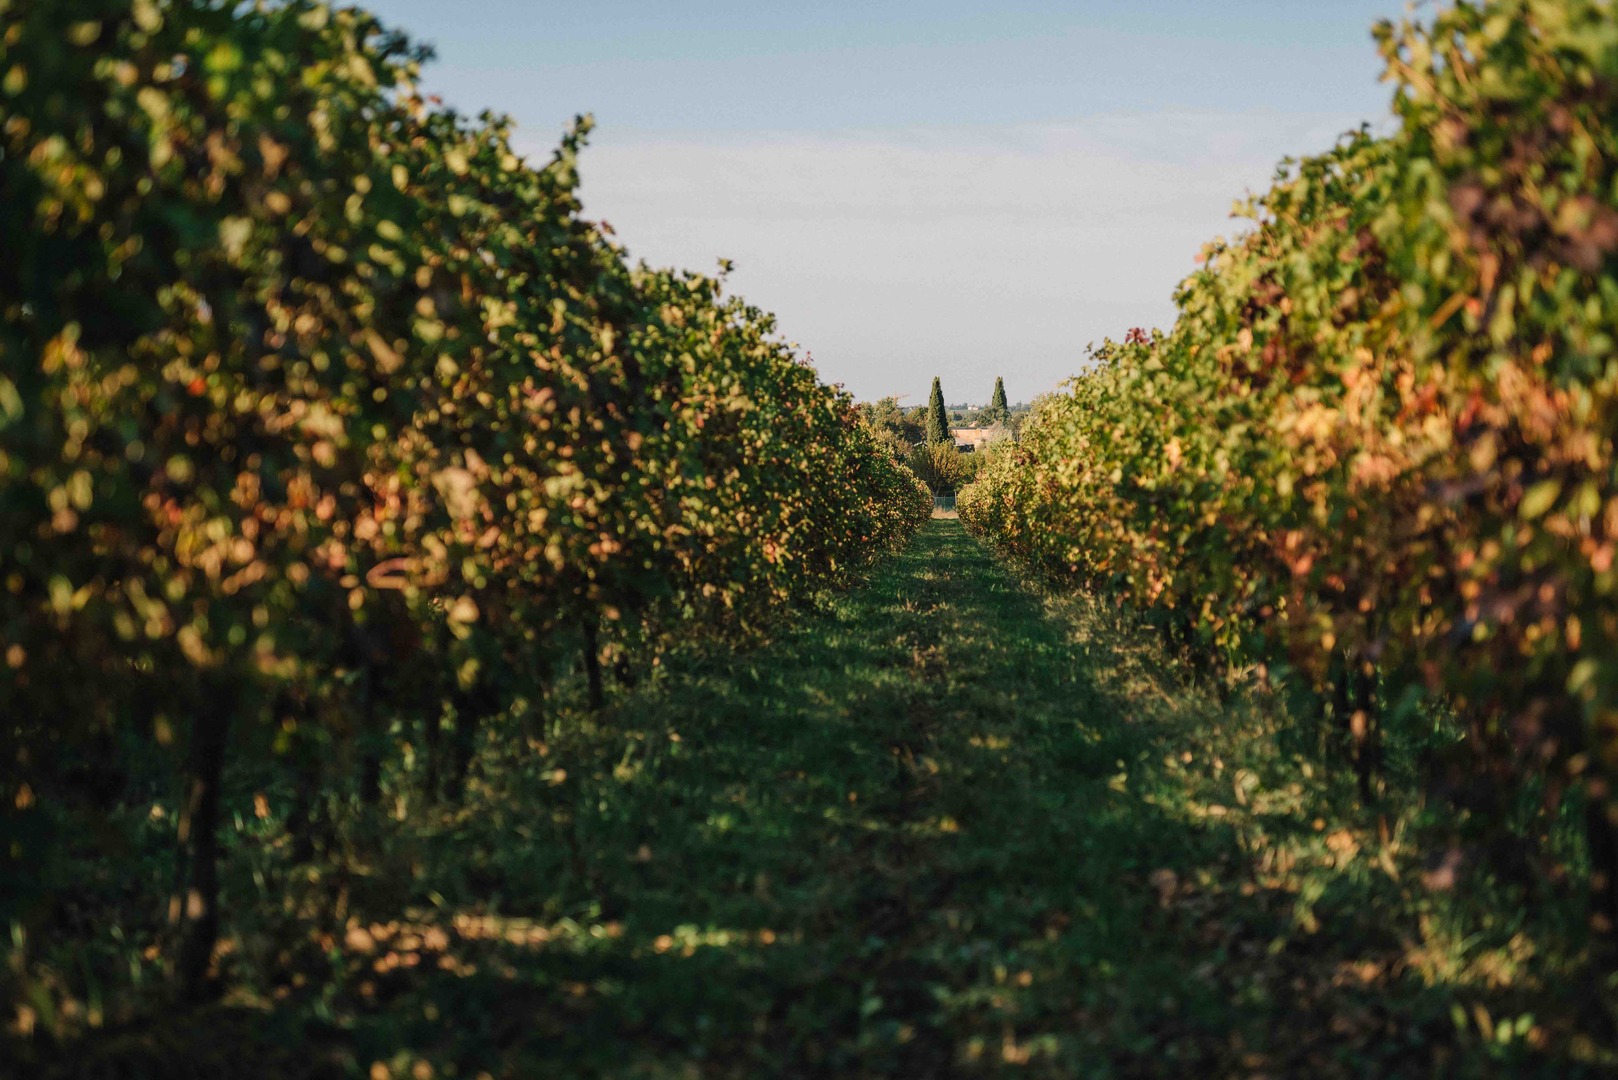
[360,0,1412,403]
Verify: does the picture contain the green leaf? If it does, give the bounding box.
[1519,480,1561,521]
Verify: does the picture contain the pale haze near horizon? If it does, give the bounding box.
[358,0,1407,405]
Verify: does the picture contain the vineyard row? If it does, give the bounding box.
[0,0,932,1001]
[961,0,1618,932]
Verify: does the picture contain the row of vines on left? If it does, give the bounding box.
[0,0,933,1023]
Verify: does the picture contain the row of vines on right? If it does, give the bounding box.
[1,0,933,1012]
[960,0,1618,933]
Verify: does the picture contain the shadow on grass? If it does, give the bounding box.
[34,523,1615,1079]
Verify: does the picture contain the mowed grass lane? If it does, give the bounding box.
[69,521,1606,1078]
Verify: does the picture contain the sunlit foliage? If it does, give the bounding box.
[0,0,929,1003]
[962,0,1618,928]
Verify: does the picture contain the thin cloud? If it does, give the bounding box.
[518,110,1382,403]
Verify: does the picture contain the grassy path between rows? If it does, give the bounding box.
[67,521,1610,1078]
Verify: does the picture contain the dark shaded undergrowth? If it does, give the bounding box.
[20,521,1618,1077]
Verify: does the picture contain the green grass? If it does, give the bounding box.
[33,521,1617,1077]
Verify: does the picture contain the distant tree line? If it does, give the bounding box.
[855,376,1020,496]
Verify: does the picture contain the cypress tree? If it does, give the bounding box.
[990,376,1009,424]
[926,377,949,444]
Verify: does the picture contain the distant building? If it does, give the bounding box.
[949,425,1004,452]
